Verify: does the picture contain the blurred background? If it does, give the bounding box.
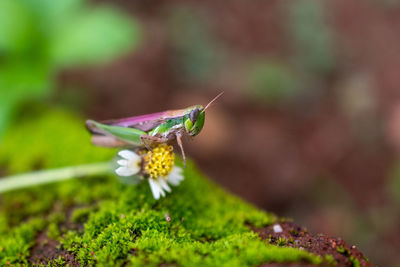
[1,0,400,265]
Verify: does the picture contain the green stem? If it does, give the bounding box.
[0,162,111,194]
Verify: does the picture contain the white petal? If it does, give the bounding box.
[158,182,166,197]
[153,179,166,197]
[117,159,128,166]
[167,167,184,186]
[148,178,161,199]
[171,166,183,177]
[158,178,171,193]
[127,161,141,175]
[118,150,139,161]
[115,166,136,176]
[172,166,183,174]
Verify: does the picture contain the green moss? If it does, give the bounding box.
[324,254,337,265]
[0,217,45,265]
[336,245,345,254]
[0,109,323,266]
[71,206,95,224]
[336,245,350,256]
[276,237,288,246]
[337,246,359,266]
[349,256,360,267]
[57,163,324,266]
[47,222,61,240]
[48,256,66,267]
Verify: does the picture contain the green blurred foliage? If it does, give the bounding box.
[245,1,335,106]
[246,61,297,104]
[167,7,224,84]
[0,109,116,174]
[0,0,141,140]
[287,0,335,74]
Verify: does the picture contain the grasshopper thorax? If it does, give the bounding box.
[184,105,205,136]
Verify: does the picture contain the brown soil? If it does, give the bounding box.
[62,206,86,233]
[253,222,373,267]
[28,206,85,266]
[260,264,316,267]
[28,231,79,266]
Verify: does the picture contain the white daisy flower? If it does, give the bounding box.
[115,144,184,200]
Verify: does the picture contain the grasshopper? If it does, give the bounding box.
[86,92,223,166]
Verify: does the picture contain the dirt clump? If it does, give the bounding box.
[254,222,373,266]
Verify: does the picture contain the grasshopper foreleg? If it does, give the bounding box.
[176,133,186,168]
[140,134,186,168]
[140,135,170,163]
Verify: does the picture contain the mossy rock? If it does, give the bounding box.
[0,109,368,266]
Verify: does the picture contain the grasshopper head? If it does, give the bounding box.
[184,105,205,136]
[183,92,223,136]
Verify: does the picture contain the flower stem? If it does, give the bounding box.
[0,162,111,194]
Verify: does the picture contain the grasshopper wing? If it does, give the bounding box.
[86,120,145,147]
[101,111,169,131]
[99,108,189,131]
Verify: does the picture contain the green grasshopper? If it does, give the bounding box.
[86,92,223,165]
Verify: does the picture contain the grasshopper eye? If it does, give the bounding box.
[184,119,193,132]
[189,109,199,123]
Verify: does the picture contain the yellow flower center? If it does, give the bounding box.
[143,144,174,180]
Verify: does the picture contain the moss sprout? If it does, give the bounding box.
[324,254,337,265]
[276,237,288,246]
[349,256,360,267]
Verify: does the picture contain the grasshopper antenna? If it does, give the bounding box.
[203,91,224,113]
